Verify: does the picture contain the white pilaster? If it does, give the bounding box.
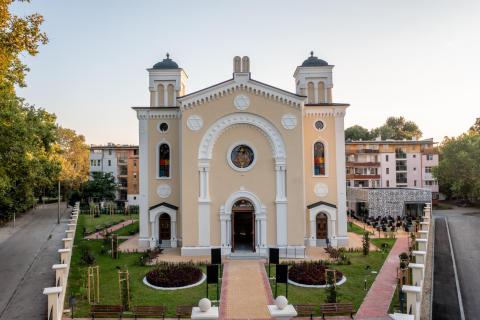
[275,162,288,247]
[334,109,348,240]
[138,117,150,248]
[163,83,168,107]
[198,162,211,247]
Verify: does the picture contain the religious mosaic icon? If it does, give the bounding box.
[231,145,254,169]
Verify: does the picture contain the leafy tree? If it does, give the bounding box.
[371,116,422,140]
[0,88,60,218]
[433,131,480,201]
[82,172,117,202]
[469,117,480,133]
[345,125,372,141]
[56,127,89,189]
[0,0,48,93]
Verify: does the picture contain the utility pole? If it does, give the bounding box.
[57,180,61,224]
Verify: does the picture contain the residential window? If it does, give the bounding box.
[313,142,326,176]
[158,143,170,177]
[386,155,389,162]
[414,167,416,171]
[413,154,416,158]
[90,160,94,166]
[133,172,137,179]
[425,166,432,173]
[427,154,434,160]
[108,149,112,155]
[386,168,389,174]
[133,160,137,167]
[386,180,390,187]
[108,160,111,166]
[414,180,417,187]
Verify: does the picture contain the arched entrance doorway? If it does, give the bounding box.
[159,213,171,243]
[232,199,255,252]
[316,213,328,240]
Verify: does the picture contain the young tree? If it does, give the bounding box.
[325,271,337,303]
[362,232,370,256]
[0,0,48,93]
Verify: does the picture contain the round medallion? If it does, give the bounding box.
[281,114,297,130]
[187,115,203,131]
[234,95,250,110]
[228,143,256,171]
[314,120,325,131]
[314,183,328,197]
[158,122,169,133]
[156,184,171,198]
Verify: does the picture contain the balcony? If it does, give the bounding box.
[395,152,407,159]
[347,149,379,155]
[396,178,408,184]
[396,165,407,171]
[346,161,381,167]
[347,174,381,180]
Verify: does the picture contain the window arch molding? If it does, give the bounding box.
[156,140,172,179]
[312,139,328,177]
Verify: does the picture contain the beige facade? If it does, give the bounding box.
[134,53,349,256]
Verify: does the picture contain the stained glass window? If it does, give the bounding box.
[231,145,254,169]
[314,142,326,176]
[159,144,170,177]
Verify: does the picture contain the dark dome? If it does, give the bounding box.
[152,53,179,69]
[301,51,328,67]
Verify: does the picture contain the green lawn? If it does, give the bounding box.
[268,238,396,314]
[347,221,371,235]
[67,214,218,318]
[80,213,138,234]
[114,221,139,237]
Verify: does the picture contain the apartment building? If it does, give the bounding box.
[89,143,140,204]
[345,138,439,198]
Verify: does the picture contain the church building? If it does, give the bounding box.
[133,53,349,256]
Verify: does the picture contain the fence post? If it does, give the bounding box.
[43,287,63,320]
[58,248,71,264]
[402,285,421,320]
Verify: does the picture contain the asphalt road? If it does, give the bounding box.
[433,207,480,320]
[0,203,70,320]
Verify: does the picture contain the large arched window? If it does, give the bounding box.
[158,143,170,178]
[313,141,326,176]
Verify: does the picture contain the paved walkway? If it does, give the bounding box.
[220,260,273,319]
[0,203,71,320]
[84,218,137,239]
[355,236,409,320]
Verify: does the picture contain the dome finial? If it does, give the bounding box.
[166,52,170,59]
[310,50,314,57]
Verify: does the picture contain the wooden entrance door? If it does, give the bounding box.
[231,199,255,252]
[316,213,328,239]
[159,213,171,240]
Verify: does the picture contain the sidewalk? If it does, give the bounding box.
[355,236,409,319]
[220,260,273,319]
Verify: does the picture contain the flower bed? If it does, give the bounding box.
[145,262,203,289]
[288,261,344,286]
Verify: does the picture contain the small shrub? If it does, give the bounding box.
[79,246,96,265]
[145,262,202,288]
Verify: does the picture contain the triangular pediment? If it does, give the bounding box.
[177,73,306,111]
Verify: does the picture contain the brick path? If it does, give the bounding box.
[355,236,409,319]
[84,219,136,240]
[220,260,273,319]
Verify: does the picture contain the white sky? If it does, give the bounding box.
[12,0,480,145]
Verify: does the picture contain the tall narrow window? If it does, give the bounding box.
[158,144,170,177]
[313,142,326,176]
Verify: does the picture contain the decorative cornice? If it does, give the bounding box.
[304,106,347,118]
[133,107,181,120]
[178,77,305,111]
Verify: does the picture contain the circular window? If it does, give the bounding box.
[314,120,325,131]
[158,122,169,133]
[229,144,255,171]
